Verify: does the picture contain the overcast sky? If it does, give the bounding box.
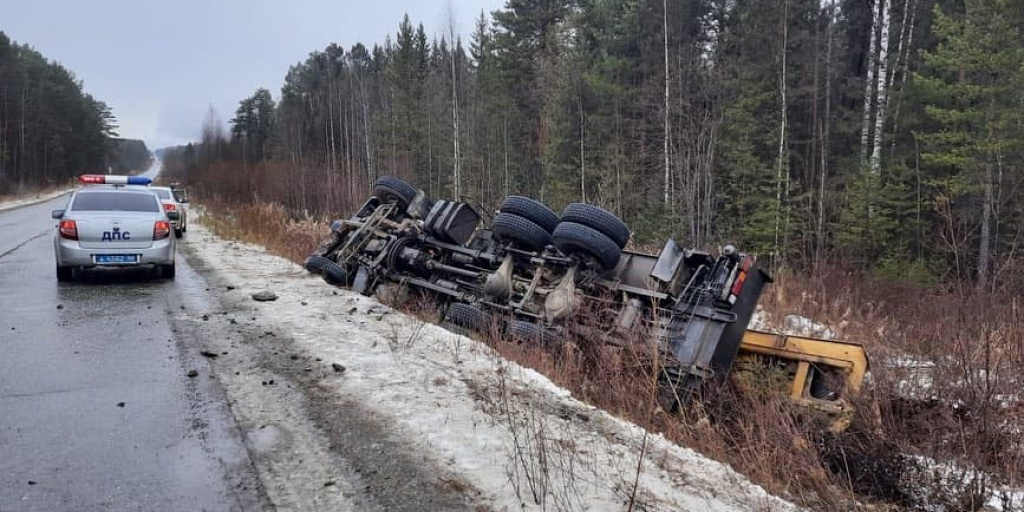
[2,0,506,150]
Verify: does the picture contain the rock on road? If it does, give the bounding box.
[0,163,268,511]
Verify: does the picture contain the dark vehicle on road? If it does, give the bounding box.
[305,176,774,405]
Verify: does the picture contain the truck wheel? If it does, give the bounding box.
[319,258,349,286]
[56,265,73,282]
[507,320,557,346]
[552,222,622,271]
[447,303,490,331]
[499,196,560,233]
[373,176,418,210]
[491,212,551,251]
[304,254,329,273]
[560,203,630,248]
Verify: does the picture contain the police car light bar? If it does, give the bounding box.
[79,174,152,185]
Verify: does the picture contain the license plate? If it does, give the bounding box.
[94,254,139,264]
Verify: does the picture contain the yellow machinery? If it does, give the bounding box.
[737,330,869,430]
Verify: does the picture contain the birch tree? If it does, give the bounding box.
[860,0,881,168]
[869,0,893,175]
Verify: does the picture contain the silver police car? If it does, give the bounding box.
[53,182,177,281]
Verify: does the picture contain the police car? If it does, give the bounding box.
[52,175,177,281]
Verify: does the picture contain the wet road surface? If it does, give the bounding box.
[0,169,268,511]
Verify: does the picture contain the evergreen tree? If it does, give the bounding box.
[914,0,1024,283]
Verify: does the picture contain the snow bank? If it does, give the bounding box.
[184,219,801,512]
[0,187,71,212]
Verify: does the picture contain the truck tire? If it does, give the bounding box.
[560,203,630,248]
[373,176,417,210]
[552,221,622,271]
[319,258,349,286]
[448,303,490,331]
[491,212,551,251]
[507,320,557,346]
[499,196,560,233]
[304,254,330,274]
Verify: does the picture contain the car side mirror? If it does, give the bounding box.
[51,209,65,219]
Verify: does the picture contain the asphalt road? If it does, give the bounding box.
[0,166,268,511]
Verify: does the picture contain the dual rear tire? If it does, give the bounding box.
[552,203,629,272]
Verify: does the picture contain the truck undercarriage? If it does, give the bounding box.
[305,176,867,421]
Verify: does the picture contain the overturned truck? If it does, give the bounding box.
[305,176,867,419]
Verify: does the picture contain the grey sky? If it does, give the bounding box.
[2,0,506,150]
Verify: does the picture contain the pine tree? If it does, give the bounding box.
[914,0,1024,284]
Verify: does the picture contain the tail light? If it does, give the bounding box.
[153,221,171,240]
[728,257,754,302]
[163,203,177,212]
[59,220,78,240]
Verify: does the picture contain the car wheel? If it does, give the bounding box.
[447,303,490,331]
[160,263,176,280]
[373,176,418,211]
[56,265,73,282]
[552,221,622,271]
[560,203,630,248]
[491,212,551,251]
[498,196,560,233]
[174,228,183,239]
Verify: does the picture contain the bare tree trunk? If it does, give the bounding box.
[870,0,892,176]
[979,158,993,287]
[502,113,509,198]
[774,0,789,265]
[889,0,919,158]
[860,0,881,168]
[578,95,586,202]
[450,45,461,198]
[819,0,836,267]
[662,0,671,207]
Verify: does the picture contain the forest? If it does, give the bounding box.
[166,0,1024,287]
[0,31,126,195]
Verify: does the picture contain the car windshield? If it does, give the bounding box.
[153,189,172,200]
[70,192,160,212]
